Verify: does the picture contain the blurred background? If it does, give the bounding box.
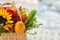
[0,0,60,40]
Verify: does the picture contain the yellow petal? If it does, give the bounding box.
[3,25,9,30]
[7,20,14,23]
[3,24,12,31]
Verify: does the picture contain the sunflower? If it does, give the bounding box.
[0,8,14,24]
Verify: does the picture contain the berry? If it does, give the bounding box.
[19,6,22,10]
[21,14,27,22]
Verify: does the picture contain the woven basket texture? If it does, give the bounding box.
[0,33,27,40]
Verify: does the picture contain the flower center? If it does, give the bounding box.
[0,16,7,24]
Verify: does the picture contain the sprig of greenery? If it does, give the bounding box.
[25,17,37,30]
[25,9,43,30]
[27,31,37,35]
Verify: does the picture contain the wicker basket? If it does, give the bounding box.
[0,2,27,40]
[0,33,27,40]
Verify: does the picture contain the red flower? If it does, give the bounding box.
[7,9,20,23]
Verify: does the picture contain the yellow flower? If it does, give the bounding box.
[0,8,14,23]
[3,24,12,31]
[21,9,28,16]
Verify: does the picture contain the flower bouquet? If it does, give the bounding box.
[0,2,40,40]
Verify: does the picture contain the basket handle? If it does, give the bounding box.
[1,2,15,8]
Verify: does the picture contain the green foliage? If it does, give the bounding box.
[25,9,37,30]
[25,17,37,30]
[27,9,37,22]
[0,28,7,36]
[25,9,43,30]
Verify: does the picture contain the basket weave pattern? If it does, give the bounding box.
[0,33,27,40]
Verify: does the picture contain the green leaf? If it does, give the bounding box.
[25,17,37,30]
[27,9,37,22]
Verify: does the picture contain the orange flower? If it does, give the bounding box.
[14,21,26,33]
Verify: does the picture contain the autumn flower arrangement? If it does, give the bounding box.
[0,2,41,35]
